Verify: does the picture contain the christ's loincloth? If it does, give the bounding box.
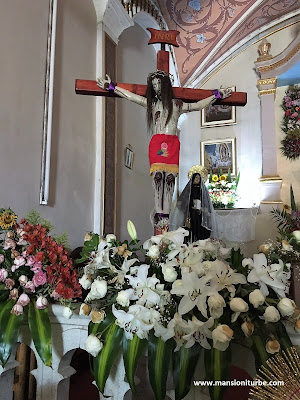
[149,134,180,175]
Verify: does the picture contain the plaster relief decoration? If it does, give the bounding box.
[200,138,236,176]
[201,86,236,127]
[158,0,300,86]
[280,84,300,161]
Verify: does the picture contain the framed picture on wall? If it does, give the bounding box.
[200,138,236,175]
[201,86,236,127]
[125,147,134,169]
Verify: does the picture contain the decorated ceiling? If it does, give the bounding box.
[157,0,300,86]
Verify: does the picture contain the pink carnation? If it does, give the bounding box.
[17,293,30,307]
[291,112,298,118]
[25,281,35,293]
[3,239,16,250]
[5,278,15,290]
[32,271,47,287]
[31,262,42,273]
[26,256,36,266]
[36,296,48,310]
[11,304,23,316]
[14,256,26,268]
[0,268,8,282]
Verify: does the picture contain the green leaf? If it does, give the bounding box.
[92,313,123,393]
[204,344,232,400]
[28,300,52,366]
[274,320,292,351]
[251,320,269,372]
[123,334,148,393]
[148,333,174,400]
[290,185,296,211]
[0,300,24,367]
[172,344,201,400]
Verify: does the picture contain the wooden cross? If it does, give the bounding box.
[75,28,247,107]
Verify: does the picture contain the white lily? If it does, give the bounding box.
[171,271,216,318]
[147,227,189,247]
[125,264,160,307]
[155,313,192,351]
[112,304,159,340]
[177,244,205,275]
[183,316,214,349]
[110,257,138,284]
[205,259,246,296]
[247,253,289,297]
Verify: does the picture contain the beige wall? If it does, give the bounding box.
[0,0,96,249]
[116,23,156,242]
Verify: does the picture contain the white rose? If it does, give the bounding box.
[91,309,106,323]
[277,298,296,317]
[116,290,130,307]
[266,339,280,354]
[36,296,48,310]
[79,274,92,290]
[208,294,225,318]
[85,334,103,357]
[163,266,177,282]
[230,298,249,313]
[292,230,300,242]
[79,303,92,316]
[147,245,160,259]
[17,293,30,307]
[11,304,23,315]
[249,289,265,308]
[106,234,116,246]
[264,306,280,323]
[90,280,107,300]
[241,321,254,338]
[62,307,73,319]
[212,325,234,351]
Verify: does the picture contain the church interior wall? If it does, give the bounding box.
[178,21,299,256]
[0,0,97,249]
[116,23,157,242]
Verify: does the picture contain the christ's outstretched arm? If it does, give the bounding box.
[181,87,232,113]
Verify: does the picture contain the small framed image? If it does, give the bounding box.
[200,138,236,176]
[125,146,134,169]
[201,86,236,127]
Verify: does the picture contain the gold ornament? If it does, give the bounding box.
[249,346,300,400]
[187,165,208,182]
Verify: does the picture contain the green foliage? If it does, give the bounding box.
[77,233,100,264]
[53,231,70,250]
[123,335,148,393]
[25,210,54,232]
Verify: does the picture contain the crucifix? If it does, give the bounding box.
[75,28,247,235]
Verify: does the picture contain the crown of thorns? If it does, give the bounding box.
[187,165,208,182]
[147,70,174,85]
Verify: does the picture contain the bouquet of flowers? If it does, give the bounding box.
[206,170,240,208]
[78,221,298,400]
[280,85,300,160]
[0,208,82,368]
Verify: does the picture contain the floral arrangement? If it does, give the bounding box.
[0,208,82,368]
[280,85,300,160]
[78,221,298,400]
[206,170,240,208]
[270,186,300,261]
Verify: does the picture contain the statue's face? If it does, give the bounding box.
[193,174,201,185]
[152,78,161,96]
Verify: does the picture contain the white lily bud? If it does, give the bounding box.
[127,220,137,241]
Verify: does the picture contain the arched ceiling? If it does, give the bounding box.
[157,0,300,87]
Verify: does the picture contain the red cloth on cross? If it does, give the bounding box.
[149,134,180,175]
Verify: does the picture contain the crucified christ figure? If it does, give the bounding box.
[97,71,232,234]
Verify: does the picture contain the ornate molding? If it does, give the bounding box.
[260,200,283,204]
[258,42,300,73]
[259,175,282,182]
[257,78,277,86]
[259,88,276,96]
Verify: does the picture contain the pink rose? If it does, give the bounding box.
[50,290,61,300]
[9,288,19,300]
[3,239,16,250]
[36,296,48,310]
[17,293,30,307]
[32,272,47,287]
[25,281,35,293]
[0,254,4,264]
[11,304,23,316]
[26,256,35,266]
[5,278,15,290]
[291,112,298,118]
[18,275,28,286]
[0,268,8,282]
